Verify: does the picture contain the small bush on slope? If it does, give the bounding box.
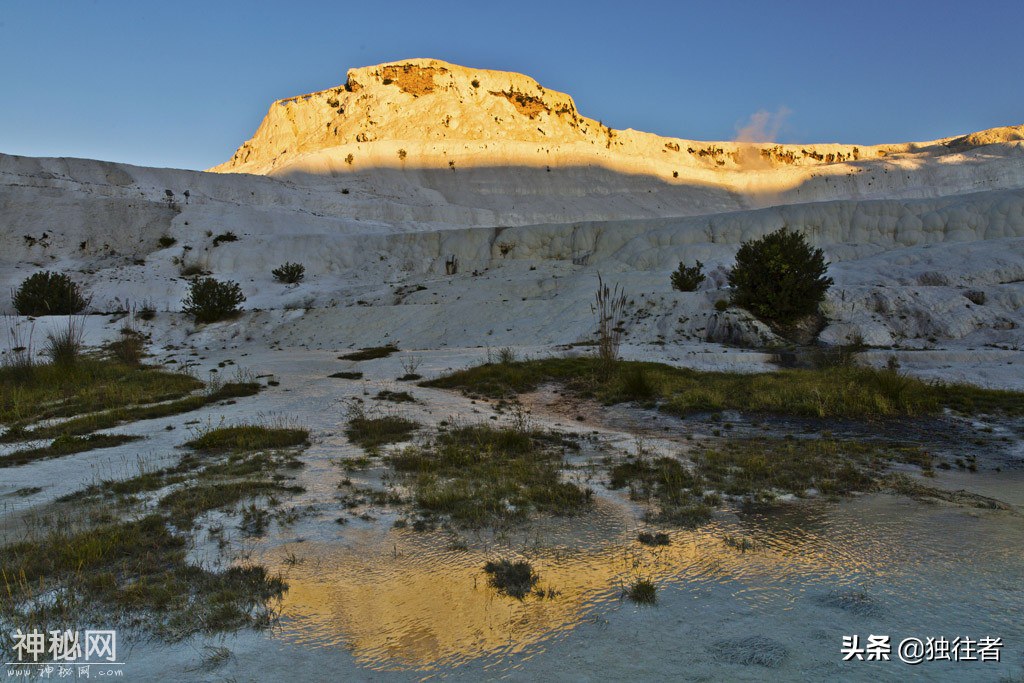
[13,271,88,316]
[728,227,832,325]
[670,260,706,292]
[182,277,245,323]
[272,262,306,284]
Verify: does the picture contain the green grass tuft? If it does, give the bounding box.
[691,437,918,499]
[2,433,143,468]
[329,371,363,379]
[2,380,260,443]
[390,424,591,527]
[376,390,415,403]
[339,345,399,361]
[637,531,671,546]
[186,425,309,452]
[424,357,1024,418]
[0,358,203,429]
[345,415,420,449]
[0,514,286,638]
[159,480,304,528]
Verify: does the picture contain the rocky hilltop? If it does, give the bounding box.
[215,57,883,175]
[211,58,1024,220]
[214,58,1021,176]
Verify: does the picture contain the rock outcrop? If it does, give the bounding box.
[211,58,1024,222]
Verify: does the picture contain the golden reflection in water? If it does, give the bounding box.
[266,496,925,671]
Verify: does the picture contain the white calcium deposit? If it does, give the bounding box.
[1,58,1022,385]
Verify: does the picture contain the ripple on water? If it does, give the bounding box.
[266,491,1024,677]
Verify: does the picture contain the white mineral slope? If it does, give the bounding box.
[1,58,1023,389]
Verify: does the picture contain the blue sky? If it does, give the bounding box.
[2,0,1021,170]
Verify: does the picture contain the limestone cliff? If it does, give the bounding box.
[209,58,914,178]
[209,59,1024,219]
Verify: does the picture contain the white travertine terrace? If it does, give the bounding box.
[1,59,1022,382]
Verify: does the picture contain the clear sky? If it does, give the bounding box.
[2,0,1022,170]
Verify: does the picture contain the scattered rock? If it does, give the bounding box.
[710,636,788,668]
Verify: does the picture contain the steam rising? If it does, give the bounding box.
[735,107,793,143]
[733,107,793,175]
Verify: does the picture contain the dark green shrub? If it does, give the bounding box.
[211,232,238,247]
[13,272,88,316]
[135,302,156,321]
[179,262,206,277]
[182,277,245,323]
[272,262,305,284]
[728,228,833,324]
[670,260,705,292]
[714,299,729,312]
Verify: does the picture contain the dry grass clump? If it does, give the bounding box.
[43,316,85,366]
[624,577,657,605]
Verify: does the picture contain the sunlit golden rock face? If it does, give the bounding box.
[212,58,595,174]
[213,58,900,178]
[210,59,1024,220]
